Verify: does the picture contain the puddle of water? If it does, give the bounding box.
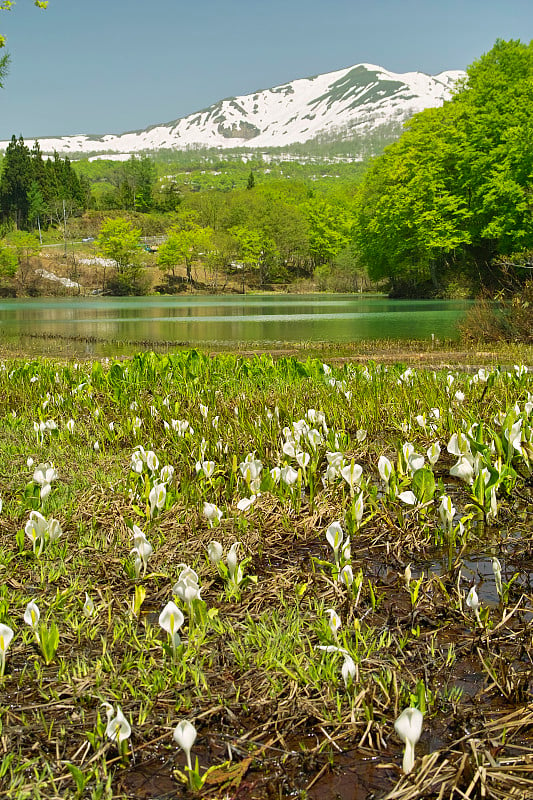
[305,750,395,800]
[117,757,176,799]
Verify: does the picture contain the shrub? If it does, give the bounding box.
[460,281,533,343]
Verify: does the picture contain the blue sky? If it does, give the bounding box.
[0,0,532,140]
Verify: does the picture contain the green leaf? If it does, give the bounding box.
[412,467,436,504]
[66,763,87,793]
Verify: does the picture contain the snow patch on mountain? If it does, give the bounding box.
[0,62,465,155]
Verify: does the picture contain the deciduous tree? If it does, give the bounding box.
[157,222,214,282]
[354,38,533,294]
[96,217,147,294]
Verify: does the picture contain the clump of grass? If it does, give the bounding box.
[460,280,533,344]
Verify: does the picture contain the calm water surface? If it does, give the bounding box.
[0,294,471,350]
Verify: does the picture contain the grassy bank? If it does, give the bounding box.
[0,350,532,799]
[1,335,532,370]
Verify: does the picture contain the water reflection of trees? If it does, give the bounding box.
[1,297,470,344]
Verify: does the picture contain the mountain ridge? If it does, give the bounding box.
[0,62,466,156]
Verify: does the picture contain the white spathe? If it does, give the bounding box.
[394,707,423,774]
[173,719,197,771]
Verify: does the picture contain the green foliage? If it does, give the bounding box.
[157,217,214,282]
[354,38,533,296]
[96,217,141,272]
[96,217,148,295]
[460,279,533,343]
[0,136,32,227]
[305,197,354,266]
[0,136,86,230]
[0,49,9,86]
[63,147,367,289]
[8,228,40,255]
[0,238,16,281]
[230,225,278,284]
[3,229,40,289]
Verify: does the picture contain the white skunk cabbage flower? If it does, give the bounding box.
[0,623,14,676]
[325,608,341,637]
[207,540,223,564]
[105,705,131,744]
[447,432,471,457]
[341,653,356,688]
[236,495,256,512]
[25,510,48,549]
[450,455,475,485]
[394,707,423,774]
[227,542,241,581]
[280,465,298,485]
[32,463,58,499]
[397,491,417,506]
[173,719,197,771]
[172,566,201,606]
[203,502,223,527]
[439,495,455,532]
[145,451,159,473]
[340,461,363,491]
[339,564,353,588]
[466,585,480,613]
[326,521,344,562]
[427,442,441,466]
[159,601,185,651]
[149,482,166,516]
[200,461,215,478]
[378,455,393,485]
[408,453,425,475]
[353,492,364,528]
[160,464,175,484]
[24,600,41,643]
[83,593,96,617]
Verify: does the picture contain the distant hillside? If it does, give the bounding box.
[0,62,465,158]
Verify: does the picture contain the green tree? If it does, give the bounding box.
[27,180,46,241]
[230,226,278,286]
[305,198,353,268]
[0,135,32,227]
[157,221,214,282]
[355,107,472,294]
[453,39,533,257]
[0,239,17,292]
[8,229,39,287]
[117,155,156,212]
[354,39,533,294]
[96,217,146,295]
[215,183,311,279]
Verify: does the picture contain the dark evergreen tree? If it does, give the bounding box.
[0,135,32,227]
[30,140,47,189]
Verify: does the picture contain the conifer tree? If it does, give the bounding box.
[0,135,32,227]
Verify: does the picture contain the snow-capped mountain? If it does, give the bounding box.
[1,62,465,156]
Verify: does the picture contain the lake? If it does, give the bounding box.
[0,294,471,355]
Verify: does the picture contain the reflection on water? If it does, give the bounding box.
[0,294,471,346]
